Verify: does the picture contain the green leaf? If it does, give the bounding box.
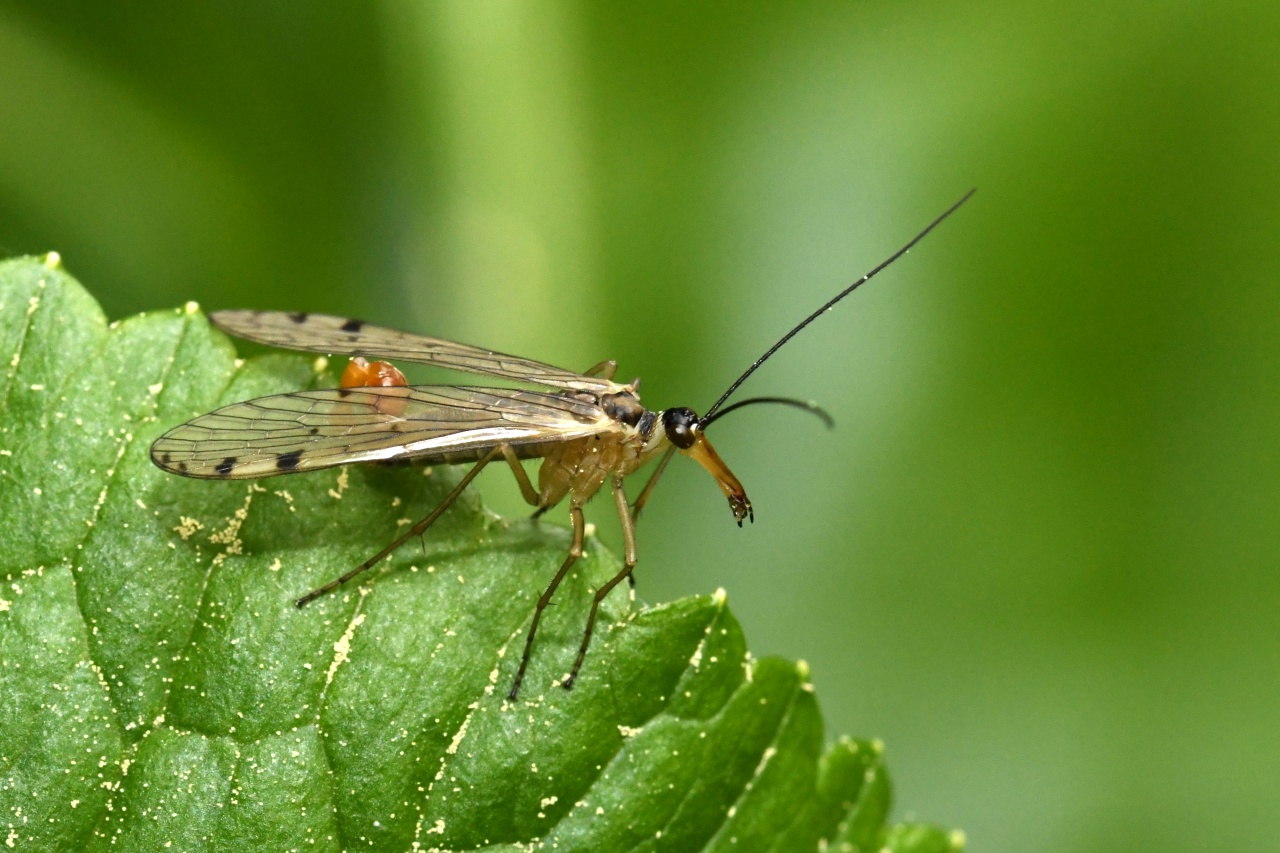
[0,255,961,852]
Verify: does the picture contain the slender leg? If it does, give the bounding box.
[295,449,498,607]
[582,359,618,380]
[501,444,540,506]
[564,476,637,690]
[631,446,677,522]
[625,445,675,585]
[508,503,584,700]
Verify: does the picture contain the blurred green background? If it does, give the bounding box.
[3,2,1277,850]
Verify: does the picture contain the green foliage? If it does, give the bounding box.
[0,256,958,851]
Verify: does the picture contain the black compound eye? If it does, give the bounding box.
[662,407,699,450]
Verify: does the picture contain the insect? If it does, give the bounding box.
[151,190,973,699]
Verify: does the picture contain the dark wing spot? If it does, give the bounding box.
[289,312,308,323]
[276,450,304,471]
[309,427,319,435]
[215,457,237,476]
[337,388,353,398]
[161,452,172,464]
[340,318,364,333]
[177,461,188,472]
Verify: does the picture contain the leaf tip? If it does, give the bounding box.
[949,829,968,850]
[42,251,62,270]
[712,586,728,606]
[184,300,201,315]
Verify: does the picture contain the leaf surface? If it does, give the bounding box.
[0,256,960,852]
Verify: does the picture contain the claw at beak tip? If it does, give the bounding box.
[685,432,753,528]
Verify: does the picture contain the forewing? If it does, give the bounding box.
[150,385,616,479]
[211,310,620,393]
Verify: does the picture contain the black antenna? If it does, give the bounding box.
[701,189,975,423]
[699,396,834,430]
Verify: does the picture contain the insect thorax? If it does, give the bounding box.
[600,390,645,426]
[535,390,661,506]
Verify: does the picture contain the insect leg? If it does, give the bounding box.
[564,475,637,690]
[501,444,540,507]
[582,359,618,380]
[630,446,677,522]
[508,503,584,701]
[622,445,675,590]
[294,448,499,607]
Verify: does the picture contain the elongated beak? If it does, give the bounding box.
[684,432,753,525]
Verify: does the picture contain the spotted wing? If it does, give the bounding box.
[211,310,621,393]
[150,385,617,479]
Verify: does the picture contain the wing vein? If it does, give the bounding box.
[210,310,623,393]
[151,385,619,479]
